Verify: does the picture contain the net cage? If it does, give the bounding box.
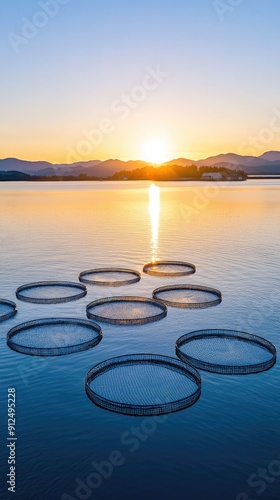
[143,260,196,277]
[7,318,102,356]
[85,354,202,416]
[0,299,17,322]
[176,329,277,375]
[153,284,222,309]
[16,281,87,304]
[79,268,141,287]
[86,296,167,325]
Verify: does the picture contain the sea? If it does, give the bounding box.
[0,180,279,500]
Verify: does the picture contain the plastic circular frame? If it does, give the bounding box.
[143,260,196,277]
[79,268,141,287]
[153,284,222,309]
[16,281,87,304]
[176,329,277,375]
[85,353,202,416]
[7,318,102,356]
[0,299,17,322]
[87,296,167,325]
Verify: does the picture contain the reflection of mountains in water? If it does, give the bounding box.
[1,151,280,178]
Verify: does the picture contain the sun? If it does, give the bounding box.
[142,139,168,164]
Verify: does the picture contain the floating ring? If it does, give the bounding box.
[143,261,196,277]
[79,268,141,286]
[153,284,222,309]
[0,299,17,322]
[16,281,87,304]
[176,329,277,374]
[86,296,167,325]
[86,354,201,415]
[7,318,102,356]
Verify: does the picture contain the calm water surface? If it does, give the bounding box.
[0,180,279,500]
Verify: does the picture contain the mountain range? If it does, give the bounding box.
[1,151,280,177]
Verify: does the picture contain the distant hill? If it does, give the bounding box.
[259,151,280,162]
[196,153,268,168]
[203,161,280,175]
[0,158,54,174]
[84,159,149,177]
[166,153,280,175]
[1,151,280,177]
[164,158,195,167]
[111,164,246,181]
[0,158,150,178]
[0,170,31,181]
[166,153,264,167]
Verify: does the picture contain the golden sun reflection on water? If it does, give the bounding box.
[149,184,160,263]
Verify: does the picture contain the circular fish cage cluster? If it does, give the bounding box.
[6,255,277,416]
[7,318,102,356]
[176,329,277,375]
[16,281,87,304]
[153,284,222,309]
[86,354,201,416]
[0,299,17,322]
[143,260,196,277]
[86,296,167,325]
[79,268,141,287]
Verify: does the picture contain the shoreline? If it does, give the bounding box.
[1,176,280,183]
[0,178,248,183]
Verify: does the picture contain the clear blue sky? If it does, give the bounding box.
[1,0,280,162]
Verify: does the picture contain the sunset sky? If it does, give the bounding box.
[1,0,280,163]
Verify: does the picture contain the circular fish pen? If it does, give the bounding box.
[143,261,196,277]
[16,281,87,304]
[153,284,222,309]
[86,354,201,416]
[7,318,102,356]
[86,296,167,325]
[0,299,17,322]
[176,329,277,375]
[79,268,141,286]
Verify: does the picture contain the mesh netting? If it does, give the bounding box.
[16,281,87,304]
[153,284,222,309]
[79,268,141,286]
[176,329,277,374]
[86,296,167,325]
[0,299,17,322]
[143,261,196,277]
[86,354,201,415]
[7,318,102,356]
